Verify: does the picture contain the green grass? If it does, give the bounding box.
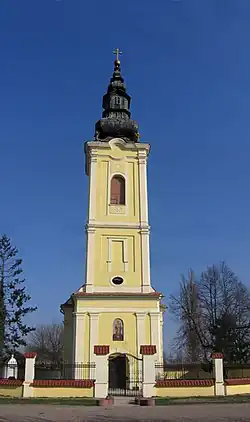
[0,396,97,406]
[155,394,250,406]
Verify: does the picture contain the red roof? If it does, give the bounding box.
[24,352,37,359]
[94,345,110,355]
[32,380,94,388]
[140,345,157,355]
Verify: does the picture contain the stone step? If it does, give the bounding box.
[113,397,137,406]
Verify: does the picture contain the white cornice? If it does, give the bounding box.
[85,222,150,231]
[85,139,150,154]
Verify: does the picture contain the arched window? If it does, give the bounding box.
[110,175,125,205]
[113,318,124,341]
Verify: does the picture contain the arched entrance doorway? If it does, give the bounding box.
[108,354,127,392]
[108,353,143,396]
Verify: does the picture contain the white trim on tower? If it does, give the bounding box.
[136,313,146,356]
[89,312,99,363]
[149,312,160,361]
[73,312,86,365]
[88,150,98,222]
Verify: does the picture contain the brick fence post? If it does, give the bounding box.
[94,345,109,398]
[212,352,225,396]
[23,352,37,398]
[140,345,157,398]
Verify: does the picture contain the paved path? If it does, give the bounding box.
[0,403,250,421]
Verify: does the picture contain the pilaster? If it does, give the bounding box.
[73,313,86,369]
[89,313,100,363]
[88,150,98,222]
[141,227,151,292]
[149,313,160,361]
[135,313,146,356]
[85,226,96,293]
[138,151,149,224]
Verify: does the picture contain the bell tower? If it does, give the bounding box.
[84,53,152,294]
[61,52,164,369]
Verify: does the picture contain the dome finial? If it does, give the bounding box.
[113,47,122,68]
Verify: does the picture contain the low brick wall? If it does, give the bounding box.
[0,379,23,397]
[155,379,215,398]
[31,380,95,398]
[225,379,250,396]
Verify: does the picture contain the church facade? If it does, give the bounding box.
[61,53,164,391]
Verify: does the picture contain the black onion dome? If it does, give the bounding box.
[95,58,139,142]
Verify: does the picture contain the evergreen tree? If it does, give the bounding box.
[0,235,37,356]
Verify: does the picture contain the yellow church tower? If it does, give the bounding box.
[62,51,164,394]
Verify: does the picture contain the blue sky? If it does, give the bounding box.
[1,0,250,347]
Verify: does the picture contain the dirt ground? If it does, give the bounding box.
[0,403,250,421]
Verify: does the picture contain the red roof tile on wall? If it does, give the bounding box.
[0,379,23,386]
[24,352,37,359]
[226,379,250,385]
[140,345,157,355]
[94,345,110,355]
[31,379,94,388]
[156,379,214,388]
[211,353,224,359]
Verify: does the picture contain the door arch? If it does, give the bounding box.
[108,354,127,391]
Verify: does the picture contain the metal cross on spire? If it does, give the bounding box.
[113,48,123,62]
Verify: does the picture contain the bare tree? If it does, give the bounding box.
[26,323,63,364]
[170,270,202,362]
[170,262,250,363]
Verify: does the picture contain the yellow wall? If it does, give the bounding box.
[226,384,250,396]
[76,298,159,312]
[93,228,142,288]
[89,140,150,291]
[75,297,159,362]
[32,387,94,398]
[155,386,215,398]
[99,312,137,355]
[95,149,140,223]
[0,386,22,397]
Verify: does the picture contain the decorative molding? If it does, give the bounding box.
[74,292,161,298]
[109,205,126,215]
[85,140,150,155]
[89,312,100,320]
[86,222,150,230]
[90,286,152,293]
[135,312,146,320]
[73,308,158,314]
[85,225,96,234]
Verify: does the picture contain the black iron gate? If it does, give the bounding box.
[108,354,142,397]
